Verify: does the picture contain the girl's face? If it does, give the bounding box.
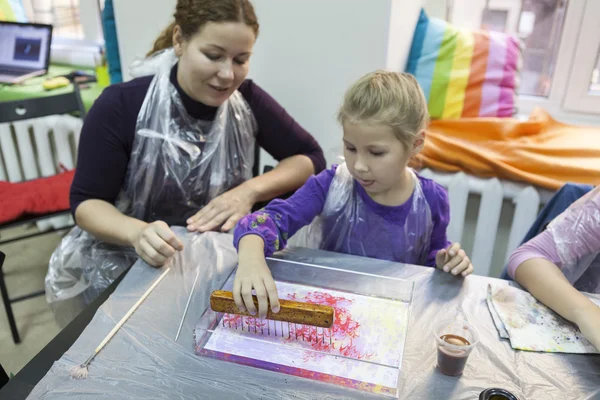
[343,121,422,204]
[174,21,256,107]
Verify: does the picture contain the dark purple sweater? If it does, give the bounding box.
[70,64,326,223]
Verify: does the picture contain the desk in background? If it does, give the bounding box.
[0,64,107,111]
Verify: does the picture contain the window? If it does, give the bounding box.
[561,0,600,114]
[20,0,103,43]
[448,0,568,97]
[27,0,83,39]
[590,50,600,95]
[447,0,600,119]
[481,9,508,32]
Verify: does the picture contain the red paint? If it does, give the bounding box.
[219,290,371,360]
[287,291,370,359]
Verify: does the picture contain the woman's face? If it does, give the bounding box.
[174,21,256,107]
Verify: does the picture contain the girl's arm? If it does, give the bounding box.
[509,187,600,350]
[234,167,336,256]
[424,182,451,267]
[233,167,335,318]
[514,258,600,351]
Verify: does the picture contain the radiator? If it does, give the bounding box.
[419,169,555,277]
[0,115,83,230]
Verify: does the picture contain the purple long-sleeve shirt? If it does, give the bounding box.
[234,165,451,267]
[70,64,325,225]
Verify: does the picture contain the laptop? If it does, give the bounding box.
[0,21,53,84]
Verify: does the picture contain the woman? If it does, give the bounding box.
[507,186,600,351]
[45,0,325,326]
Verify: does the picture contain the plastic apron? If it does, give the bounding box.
[291,163,434,265]
[45,49,257,327]
[547,186,600,293]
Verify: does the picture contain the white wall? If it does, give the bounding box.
[423,0,447,19]
[387,0,426,75]
[113,0,175,81]
[248,0,422,168]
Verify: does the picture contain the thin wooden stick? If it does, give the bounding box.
[70,267,171,379]
[175,267,200,341]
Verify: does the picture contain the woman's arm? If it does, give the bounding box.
[71,85,183,266]
[187,80,326,232]
[240,155,315,203]
[243,80,326,174]
[75,199,147,247]
[76,200,183,267]
[515,258,600,350]
[185,156,314,233]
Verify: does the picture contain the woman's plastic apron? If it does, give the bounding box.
[45,49,257,327]
[292,163,434,265]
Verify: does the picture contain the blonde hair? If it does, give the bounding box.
[337,70,429,148]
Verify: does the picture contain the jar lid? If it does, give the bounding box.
[479,388,520,400]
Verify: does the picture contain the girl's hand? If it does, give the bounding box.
[233,235,280,318]
[436,243,474,277]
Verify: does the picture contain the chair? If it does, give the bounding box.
[0,86,86,344]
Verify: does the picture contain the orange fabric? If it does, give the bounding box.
[413,108,600,190]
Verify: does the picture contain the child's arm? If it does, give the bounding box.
[425,193,451,267]
[507,193,600,351]
[233,168,334,256]
[424,183,473,276]
[232,168,336,317]
[514,257,600,351]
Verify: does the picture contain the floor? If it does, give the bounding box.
[0,225,63,376]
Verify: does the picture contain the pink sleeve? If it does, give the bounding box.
[507,230,562,279]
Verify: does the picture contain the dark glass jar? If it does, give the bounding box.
[479,388,520,400]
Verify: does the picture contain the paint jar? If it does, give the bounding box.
[433,319,479,376]
[479,388,520,400]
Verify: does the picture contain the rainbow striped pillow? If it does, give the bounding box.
[406,9,522,119]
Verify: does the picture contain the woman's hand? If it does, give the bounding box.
[233,235,280,319]
[436,243,474,276]
[574,303,600,351]
[187,185,256,233]
[130,221,184,267]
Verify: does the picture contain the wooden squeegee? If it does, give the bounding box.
[210,290,334,328]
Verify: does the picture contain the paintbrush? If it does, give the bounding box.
[70,267,171,379]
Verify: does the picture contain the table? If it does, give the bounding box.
[2,231,599,399]
[0,64,106,111]
[0,264,131,398]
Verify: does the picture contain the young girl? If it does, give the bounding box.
[232,71,473,317]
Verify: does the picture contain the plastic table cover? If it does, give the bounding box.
[26,228,600,399]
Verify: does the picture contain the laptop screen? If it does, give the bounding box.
[0,22,52,71]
